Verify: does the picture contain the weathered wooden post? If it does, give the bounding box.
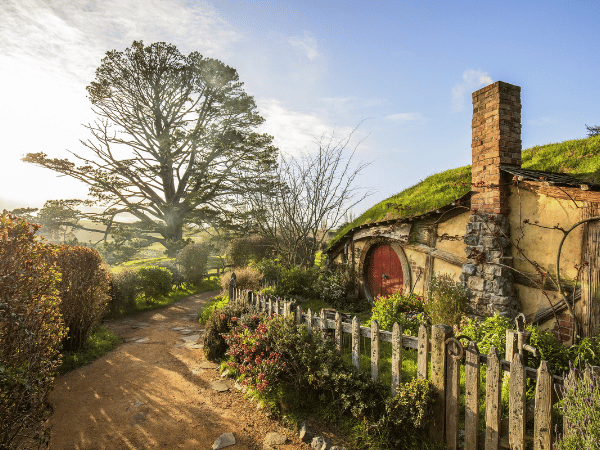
[417,323,429,380]
[307,308,313,335]
[533,361,553,450]
[431,324,453,443]
[295,305,303,325]
[391,322,402,396]
[228,272,237,302]
[275,298,281,316]
[509,352,526,450]
[371,319,380,383]
[465,341,480,450]
[320,309,327,341]
[445,337,463,450]
[335,312,343,353]
[485,347,502,450]
[352,316,360,372]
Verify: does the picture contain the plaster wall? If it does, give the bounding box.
[404,248,427,294]
[433,258,463,283]
[435,211,470,256]
[509,187,583,281]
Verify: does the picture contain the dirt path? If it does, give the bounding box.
[47,291,311,450]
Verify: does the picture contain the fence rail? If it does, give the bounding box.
[227,285,588,450]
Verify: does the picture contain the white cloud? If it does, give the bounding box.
[257,98,355,158]
[451,69,493,113]
[384,112,424,123]
[288,31,320,60]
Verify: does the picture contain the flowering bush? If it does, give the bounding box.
[370,292,425,333]
[223,316,281,392]
[556,364,600,450]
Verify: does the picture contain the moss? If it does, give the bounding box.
[328,135,600,249]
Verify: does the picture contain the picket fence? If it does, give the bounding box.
[227,285,581,450]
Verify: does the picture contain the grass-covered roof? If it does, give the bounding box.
[328,135,600,249]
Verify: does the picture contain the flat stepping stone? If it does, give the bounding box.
[188,343,203,349]
[172,327,186,331]
[181,334,200,343]
[179,329,194,335]
[212,432,236,449]
[134,337,149,343]
[209,380,230,392]
[264,432,287,447]
[199,361,219,369]
[131,322,150,329]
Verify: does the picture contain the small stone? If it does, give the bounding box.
[133,411,147,422]
[181,334,200,343]
[263,432,287,449]
[121,320,131,324]
[188,343,203,349]
[311,436,330,450]
[135,337,149,343]
[134,401,143,407]
[209,380,229,392]
[299,423,313,443]
[199,361,219,370]
[180,329,193,335]
[192,369,204,376]
[212,432,236,449]
[173,326,186,331]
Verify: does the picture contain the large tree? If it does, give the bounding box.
[24,41,278,255]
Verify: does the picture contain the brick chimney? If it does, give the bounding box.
[461,81,522,319]
[470,81,522,214]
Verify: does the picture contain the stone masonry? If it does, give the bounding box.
[461,81,522,318]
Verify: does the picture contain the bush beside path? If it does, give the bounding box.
[46,290,310,450]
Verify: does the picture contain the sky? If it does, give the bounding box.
[1,0,599,217]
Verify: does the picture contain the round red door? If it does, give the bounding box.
[367,244,403,299]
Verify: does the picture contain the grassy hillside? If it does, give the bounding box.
[328,135,600,248]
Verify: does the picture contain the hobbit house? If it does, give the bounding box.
[327,81,600,343]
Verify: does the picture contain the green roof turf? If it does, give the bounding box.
[328,135,600,249]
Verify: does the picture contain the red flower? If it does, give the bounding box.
[220,314,226,320]
[231,317,237,322]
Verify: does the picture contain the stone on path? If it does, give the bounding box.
[180,334,200,343]
[263,431,287,449]
[299,423,313,443]
[173,326,186,331]
[199,361,219,369]
[131,322,150,329]
[212,432,236,449]
[188,343,203,349]
[134,337,149,343]
[311,436,330,450]
[180,329,193,335]
[209,380,229,392]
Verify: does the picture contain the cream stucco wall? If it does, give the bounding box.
[436,211,470,256]
[509,187,583,281]
[432,258,463,283]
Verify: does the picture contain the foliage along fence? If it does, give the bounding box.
[225,283,594,450]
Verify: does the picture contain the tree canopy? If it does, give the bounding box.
[24,41,278,255]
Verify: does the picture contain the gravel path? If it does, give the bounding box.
[46,290,311,450]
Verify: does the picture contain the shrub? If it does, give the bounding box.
[228,235,273,267]
[370,292,425,332]
[254,258,284,284]
[198,294,229,324]
[278,265,319,299]
[220,267,262,293]
[176,242,209,285]
[556,364,600,449]
[316,266,356,309]
[109,269,140,313]
[460,314,512,358]
[137,266,173,301]
[426,273,469,327]
[202,302,251,361]
[53,245,111,352]
[0,212,66,449]
[382,378,437,449]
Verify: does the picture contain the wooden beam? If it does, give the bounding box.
[403,242,469,267]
